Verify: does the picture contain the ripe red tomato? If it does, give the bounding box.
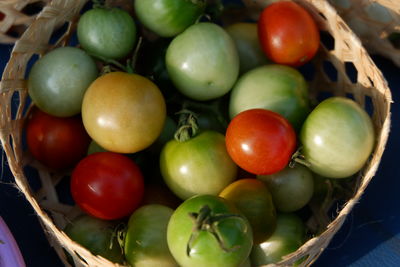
[25,108,91,170]
[225,109,296,175]
[71,152,144,220]
[258,1,320,67]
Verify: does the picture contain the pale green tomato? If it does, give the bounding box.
[166,22,239,101]
[300,97,375,178]
[124,205,178,267]
[28,47,98,117]
[160,131,238,200]
[225,22,270,74]
[229,65,310,130]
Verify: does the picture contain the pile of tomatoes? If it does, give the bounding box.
[24,0,375,266]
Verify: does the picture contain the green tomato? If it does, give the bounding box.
[167,195,253,267]
[300,97,375,178]
[87,140,107,155]
[225,22,270,74]
[77,7,137,59]
[124,204,178,267]
[250,213,305,266]
[258,165,314,212]
[28,47,98,117]
[160,131,237,200]
[134,0,205,37]
[219,179,277,244]
[229,64,310,130]
[64,215,123,263]
[166,22,239,101]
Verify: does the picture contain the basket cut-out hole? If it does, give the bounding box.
[345,62,357,83]
[25,54,40,79]
[345,92,355,101]
[299,61,316,81]
[365,95,374,117]
[323,60,338,82]
[21,1,46,16]
[49,22,71,46]
[55,176,74,206]
[316,90,334,104]
[24,165,42,192]
[388,32,400,49]
[320,31,335,51]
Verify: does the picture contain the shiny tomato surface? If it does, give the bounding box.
[258,1,320,66]
[225,109,296,175]
[71,152,144,220]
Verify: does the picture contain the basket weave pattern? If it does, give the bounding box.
[329,0,400,66]
[0,0,392,266]
[0,0,52,44]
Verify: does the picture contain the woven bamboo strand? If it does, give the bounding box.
[0,0,392,266]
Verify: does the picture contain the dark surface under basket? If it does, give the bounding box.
[1,39,399,267]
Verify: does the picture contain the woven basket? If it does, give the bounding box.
[328,0,400,67]
[0,0,52,44]
[0,0,392,266]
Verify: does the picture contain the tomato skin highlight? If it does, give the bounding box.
[258,1,320,66]
[71,152,144,220]
[225,109,297,175]
[25,108,91,170]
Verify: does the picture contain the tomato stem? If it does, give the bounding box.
[92,0,106,9]
[174,109,199,142]
[127,37,143,74]
[183,99,228,129]
[290,147,311,168]
[186,205,246,257]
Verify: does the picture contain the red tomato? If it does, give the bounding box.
[225,109,296,175]
[0,12,4,21]
[71,152,144,220]
[25,108,91,170]
[258,1,320,67]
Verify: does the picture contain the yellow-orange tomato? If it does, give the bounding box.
[219,178,277,244]
[82,72,166,153]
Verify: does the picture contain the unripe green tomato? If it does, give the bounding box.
[166,22,239,101]
[225,22,270,74]
[124,205,178,267]
[135,0,205,37]
[77,7,137,59]
[28,47,98,117]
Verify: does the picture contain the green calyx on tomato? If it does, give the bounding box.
[167,195,253,267]
[186,205,249,255]
[174,109,200,142]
